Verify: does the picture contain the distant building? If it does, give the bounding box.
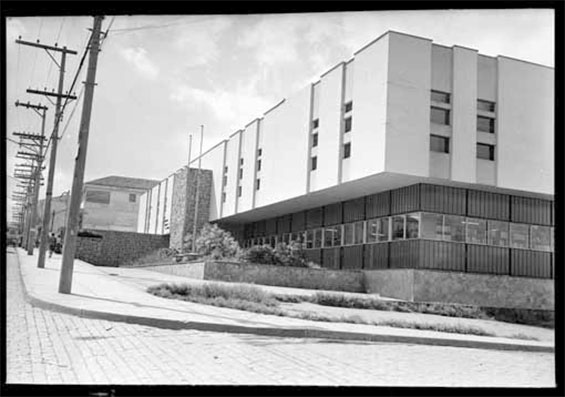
[82,176,158,232]
[38,191,70,234]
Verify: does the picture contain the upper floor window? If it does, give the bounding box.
[477,143,495,161]
[312,133,318,147]
[239,168,243,179]
[344,117,352,133]
[223,175,228,186]
[311,156,318,171]
[431,90,450,104]
[312,119,319,129]
[477,116,495,133]
[222,192,226,203]
[344,101,353,113]
[257,159,262,172]
[224,166,228,174]
[129,194,136,203]
[257,148,262,157]
[85,190,110,204]
[343,142,351,159]
[256,178,261,191]
[237,186,242,197]
[240,158,244,166]
[430,135,449,153]
[431,107,450,125]
[477,99,495,112]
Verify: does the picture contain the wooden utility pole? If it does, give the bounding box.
[191,125,204,253]
[59,16,104,294]
[16,37,77,268]
[14,102,48,255]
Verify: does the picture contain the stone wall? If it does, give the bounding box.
[169,167,213,251]
[75,229,170,267]
[364,269,554,310]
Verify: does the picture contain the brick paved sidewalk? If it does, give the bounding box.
[14,248,554,352]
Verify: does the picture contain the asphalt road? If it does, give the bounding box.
[5,249,556,387]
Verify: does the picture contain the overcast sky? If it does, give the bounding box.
[5,9,554,222]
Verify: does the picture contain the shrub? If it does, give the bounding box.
[242,244,277,265]
[242,241,312,267]
[183,223,241,260]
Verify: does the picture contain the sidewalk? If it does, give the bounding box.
[13,247,554,353]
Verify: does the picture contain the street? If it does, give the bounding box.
[6,249,555,387]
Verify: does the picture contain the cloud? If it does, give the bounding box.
[6,18,26,42]
[120,46,159,79]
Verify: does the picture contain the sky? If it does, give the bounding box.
[5,9,555,224]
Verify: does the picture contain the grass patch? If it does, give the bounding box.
[147,283,515,338]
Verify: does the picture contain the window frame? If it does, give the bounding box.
[344,116,352,133]
[129,193,136,203]
[430,106,450,125]
[477,143,495,161]
[431,90,450,104]
[343,142,351,159]
[312,132,318,147]
[344,101,353,113]
[430,135,450,154]
[477,99,495,112]
[477,115,495,133]
[311,156,318,171]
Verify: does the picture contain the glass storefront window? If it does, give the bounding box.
[354,221,365,245]
[305,230,314,249]
[443,215,466,242]
[488,221,509,247]
[530,225,550,251]
[392,216,405,240]
[314,228,323,248]
[291,232,305,244]
[406,213,420,239]
[378,218,389,242]
[366,219,378,243]
[324,225,342,247]
[551,227,554,252]
[510,224,529,249]
[344,223,355,245]
[465,218,487,244]
[420,213,443,240]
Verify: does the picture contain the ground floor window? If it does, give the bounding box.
[530,225,551,252]
[324,225,342,247]
[465,218,487,244]
[488,221,509,247]
[510,223,529,249]
[443,215,465,242]
[392,216,405,240]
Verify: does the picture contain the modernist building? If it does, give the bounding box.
[82,176,158,232]
[139,31,554,290]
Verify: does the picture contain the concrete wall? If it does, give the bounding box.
[349,34,388,181]
[223,133,241,217]
[169,168,188,250]
[238,120,259,213]
[257,86,311,207]
[82,185,146,232]
[75,229,170,267]
[364,269,554,310]
[385,32,431,178]
[497,57,554,195]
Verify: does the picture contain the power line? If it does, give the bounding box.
[29,17,43,83]
[45,17,66,84]
[110,16,214,35]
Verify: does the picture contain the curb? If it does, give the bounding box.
[14,251,554,353]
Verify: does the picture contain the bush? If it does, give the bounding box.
[183,223,241,260]
[242,241,311,267]
[242,245,277,265]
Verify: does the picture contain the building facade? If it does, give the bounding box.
[82,176,158,232]
[139,31,554,282]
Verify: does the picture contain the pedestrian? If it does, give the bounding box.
[48,233,57,258]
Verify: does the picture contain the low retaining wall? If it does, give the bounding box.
[364,269,554,310]
[142,261,365,293]
[75,229,170,267]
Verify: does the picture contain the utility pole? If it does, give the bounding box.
[191,125,204,253]
[59,16,104,294]
[16,36,78,268]
[14,101,49,255]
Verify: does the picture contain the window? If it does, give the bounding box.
[314,228,323,248]
[311,156,317,171]
[305,230,314,249]
[257,148,262,157]
[237,186,242,197]
[129,193,136,203]
[291,232,305,244]
[224,166,228,174]
[344,223,355,245]
[430,135,449,153]
[324,225,342,247]
[406,213,420,239]
[477,99,495,112]
[431,90,450,104]
[344,101,353,113]
[240,158,244,165]
[222,192,226,203]
[477,143,495,161]
[312,133,318,147]
[377,218,389,242]
[443,215,465,242]
[223,175,228,186]
[531,225,551,252]
[510,223,529,249]
[256,178,260,191]
[257,159,261,171]
[420,213,443,240]
[366,218,390,243]
[477,116,495,133]
[431,107,450,125]
[344,117,352,133]
[312,119,319,129]
[465,218,487,244]
[239,168,243,179]
[343,142,351,159]
[354,221,365,245]
[85,190,110,204]
[283,233,291,244]
[488,221,509,247]
[392,216,405,240]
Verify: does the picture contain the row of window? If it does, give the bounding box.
[430,135,495,161]
[243,212,554,252]
[85,190,136,204]
[431,91,496,133]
